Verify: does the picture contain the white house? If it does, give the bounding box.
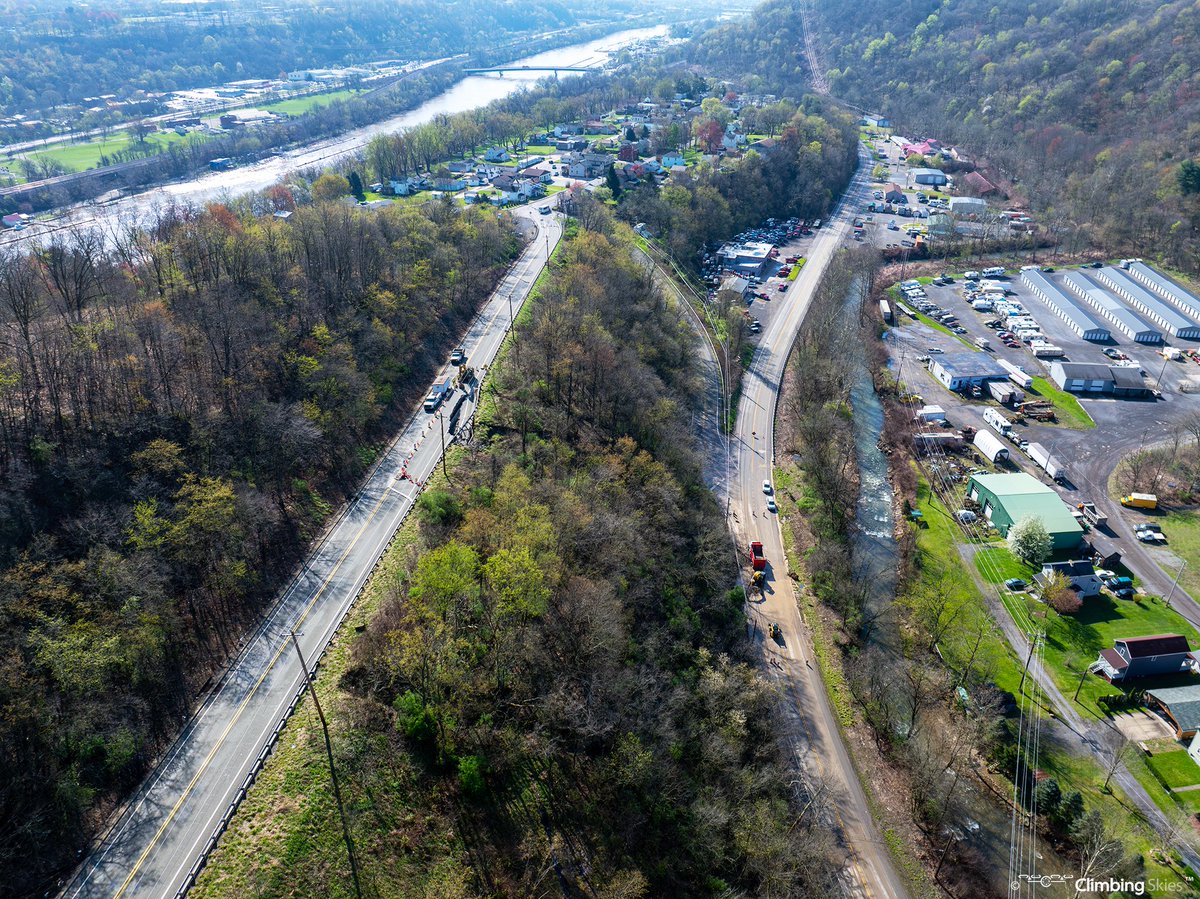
[484,147,511,163]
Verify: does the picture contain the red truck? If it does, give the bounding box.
[749,540,766,570]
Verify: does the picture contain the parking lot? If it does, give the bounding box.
[884,263,1200,482]
[702,217,820,338]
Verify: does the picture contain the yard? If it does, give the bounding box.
[1146,750,1200,791]
[1027,376,1095,430]
[974,545,1037,584]
[1006,586,1200,714]
[1160,510,1200,601]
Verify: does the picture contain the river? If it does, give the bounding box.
[5,24,667,243]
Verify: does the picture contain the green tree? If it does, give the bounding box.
[311,173,351,203]
[348,170,365,201]
[605,163,621,198]
[1180,159,1200,196]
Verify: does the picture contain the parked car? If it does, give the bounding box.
[766,498,777,513]
[955,509,978,524]
[1004,578,1027,591]
[763,480,773,495]
[927,347,945,354]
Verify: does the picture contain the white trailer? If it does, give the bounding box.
[973,429,1011,463]
[983,407,1013,435]
[1028,442,1068,481]
[998,358,1034,388]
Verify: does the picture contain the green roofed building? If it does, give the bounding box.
[965,472,1083,551]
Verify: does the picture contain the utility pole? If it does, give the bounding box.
[1018,631,1041,697]
[1074,661,1090,701]
[286,631,363,899]
[438,410,448,481]
[1165,559,1187,609]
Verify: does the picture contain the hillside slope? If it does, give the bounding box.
[692,0,1200,272]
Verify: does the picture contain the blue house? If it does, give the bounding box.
[1096,634,1195,682]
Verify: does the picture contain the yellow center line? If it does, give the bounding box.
[113,484,393,897]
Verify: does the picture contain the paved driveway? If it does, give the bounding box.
[1112,709,1176,742]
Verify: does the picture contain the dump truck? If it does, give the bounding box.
[749,540,766,571]
[1121,493,1158,510]
[1077,502,1108,528]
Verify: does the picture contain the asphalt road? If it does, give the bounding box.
[731,154,910,899]
[59,206,562,899]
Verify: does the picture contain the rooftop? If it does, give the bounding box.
[1147,685,1200,733]
[932,352,1009,378]
[1120,634,1192,658]
[969,472,1084,536]
[1054,362,1115,380]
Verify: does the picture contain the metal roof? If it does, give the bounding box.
[1021,270,1110,340]
[1120,634,1192,657]
[1061,272,1163,343]
[1097,267,1200,338]
[1053,362,1115,381]
[1128,262,1200,323]
[932,352,1009,378]
[968,472,1083,537]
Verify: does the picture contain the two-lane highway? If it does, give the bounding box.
[731,154,910,899]
[61,206,562,899]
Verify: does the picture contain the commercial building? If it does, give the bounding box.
[1096,267,1200,339]
[1049,362,1115,393]
[1126,262,1200,323]
[719,241,774,278]
[1061,272,1163,344]
[1021,270,1111,341]
[1048,361,1151,398]
[928,352,1010,391]
[911,167,948,186]
[949,196,987,216]
[965,472,1084,550]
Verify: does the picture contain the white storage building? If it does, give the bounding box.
[1095,267,1200,339]
[1127,262,1200,323]
[1061,272,1163,344]
[1020,270,1110,341]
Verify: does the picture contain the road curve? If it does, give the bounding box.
[59,207,563,899]
[733,154,910,899]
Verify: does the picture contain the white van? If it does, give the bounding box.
[983,266,1006,277]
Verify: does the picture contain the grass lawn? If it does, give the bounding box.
[1008,587,1200,715]
[545,184,565,195]
[1028,377,1095,429]
[974,546,1037,584]
[1161,510,1200,600]
[262,88,362,116]
[522,144,557,155]
[1146,751,1200,791]
[10,129,204,176]
[910,474,1028,698]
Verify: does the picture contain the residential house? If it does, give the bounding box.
[962,171,998,196]
[618,143,639,162]
[552,123,583,137]
[484,147,511,163]
[584,120,616,135]
[555,138,588,152]
[661,150,686,168]
[884,184,906,204]
[389,175,427,196]
[1147,686,1200,739]
[1095,634,1196,682]
[613,167,639,191]
[523,167,553,184]
[748,138,779,156]
[564,152,610,180]
[1036,560,1102,599]
[431,176,465,192]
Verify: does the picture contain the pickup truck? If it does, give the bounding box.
[749,540,766,571]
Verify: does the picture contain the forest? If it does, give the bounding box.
[689,0,1200,274]
[193,204,846,899]
[0,197,518,895]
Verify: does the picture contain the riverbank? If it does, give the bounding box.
[0,24,669,247]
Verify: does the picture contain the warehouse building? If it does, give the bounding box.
[1048,361,1152,398]
[911,167,949,186]
[928,352,1010,391]
[1127,262,1200,323]
[718,241,773,278]
[1021,270,1111,341]
[1061,272,1163,344]
[1096,267,1200,339]
[965,472,1084,550]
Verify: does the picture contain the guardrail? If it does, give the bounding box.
[166,213,560,899]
